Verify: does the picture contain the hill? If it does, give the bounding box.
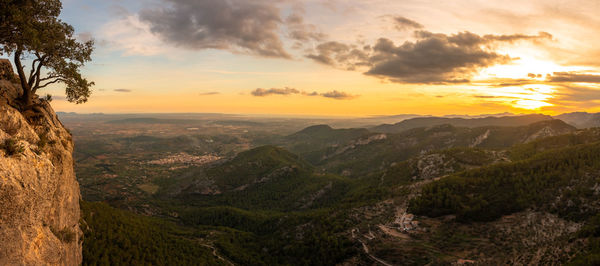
[371,114,553,133]
[80,201,223,265]
[554,112,600,128]
[312,120,575,177]
[168,145,352,212]
[282,125,372,163]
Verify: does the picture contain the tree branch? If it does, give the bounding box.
[32,55,47,93]
[28,58,39,83]
[13,49,30,94]
[38,74,60,82]
[35,78,66,90]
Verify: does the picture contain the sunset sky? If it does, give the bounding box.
[14,0,600,116]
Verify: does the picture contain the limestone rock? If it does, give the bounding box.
[0,66,82,265]
[0,59,14,81]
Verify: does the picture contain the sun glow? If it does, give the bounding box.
[472,51,581,110]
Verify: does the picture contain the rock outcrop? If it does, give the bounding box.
[0,62,82,265]
[0,59,14,81]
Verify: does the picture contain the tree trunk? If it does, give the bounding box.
[13,50,33,107]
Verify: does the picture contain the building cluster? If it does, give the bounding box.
[147,153,221,165]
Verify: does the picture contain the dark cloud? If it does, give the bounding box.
[285,6,326,44]
[549,86,600,106]
[547,72,600,83]
[319,90,358,100]
[483,32,552,43]
[305,41,370,70]
[250,87,357,100]
[393,16,423,30]
[528,73,543,78]
[306,31,552,84]
[199,91,220,95]
[251,87,300,96]
[365,31,512,84]
[114,89,132,92]
[140,0,290,58]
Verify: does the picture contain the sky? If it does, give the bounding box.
[13,0,600,116]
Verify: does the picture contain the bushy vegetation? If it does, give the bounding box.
[2,138,24,156]
[74,118,600,264]
[409,142,600,222]
[50,226,75,243]
[80,201,221,265]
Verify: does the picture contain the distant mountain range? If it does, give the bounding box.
[554,112,600,128]
[57,111,600,130]
[370,114,553,133]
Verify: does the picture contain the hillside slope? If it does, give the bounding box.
[0,70,82,265]
[555,112,600,128]
[371,114,553,133]
[314,120,575,177]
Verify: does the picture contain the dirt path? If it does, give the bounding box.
[198,242,235,266]
[357,238,395,266]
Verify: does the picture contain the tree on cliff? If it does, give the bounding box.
[0,0,94,107]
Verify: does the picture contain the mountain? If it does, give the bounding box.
[371,114,553,133]
[395,140,600,264]
[310,119,575,177]
[554,112,600,128]
[75,115,600,265]
[172,145,351,211]
[282,125,372,163]
[0,72,82,265]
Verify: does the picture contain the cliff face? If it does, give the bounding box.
[0,62,82,265]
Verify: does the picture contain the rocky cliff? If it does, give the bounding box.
[0,61,82,265]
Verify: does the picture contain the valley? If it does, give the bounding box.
[63,112,600,265]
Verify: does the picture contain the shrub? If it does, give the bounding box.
[2,138,24,156]
[37,132,48,149]
[50,226,76,243]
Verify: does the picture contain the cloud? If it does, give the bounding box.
[250,87,357,99]
[305,41,370,70]
[251,87,300,96]
[98,15,167,56]
[543,85,600,112]
[528,73,543,78]
[114,89,132,92]
[139,0,291,58]
[285,6,326,44]
[199,92,220,95]
[77,32,94,43]
[547,72,600,83]
[306,30,552,84]
[318,90,358,100]
[393,16,423,30]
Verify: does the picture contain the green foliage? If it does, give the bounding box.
[282,125,372,163]
[569,214,600,265]
[371,114,554,133]
[205,145,313,191]
[2,137,24,156]
[0,0,94,105]
[409,142,600,222]
[80,201,221,266]
[307,120,575,177]
[50,226,75,243]
[509,128,600,161]
[37,131,49,149]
